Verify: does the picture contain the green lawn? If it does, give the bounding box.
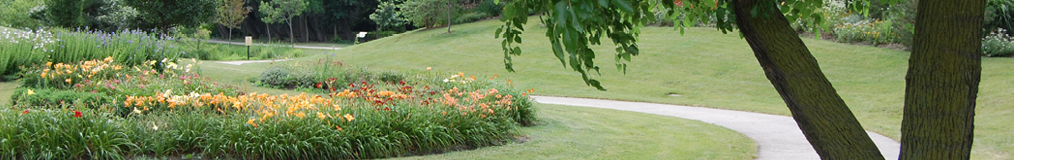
[323,19,1013,159]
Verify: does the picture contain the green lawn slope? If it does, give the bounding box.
[328,18,1013,159]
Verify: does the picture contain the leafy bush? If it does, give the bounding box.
[453,12,489,24]
[832,19,900,45]
[984,0,1013,36]
[370,0,408,32]
[982,28,1013,57]
[882,0,917,47]
[378,70,405,83]
[474,0,503,16]
[400,0,448,28]
[258,65,293,88]
[0,0,46,28]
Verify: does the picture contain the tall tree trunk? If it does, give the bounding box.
[730,0,884,159]
[447,2,453,33]
[303,14,309,42]
[288,17,294,47]
[228,25,233,48]
[308,15,324,42]
[899,0,984,159]
[266,23,272,43]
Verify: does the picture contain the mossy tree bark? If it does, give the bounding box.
[731,0,884,159]
[899,0,984,159]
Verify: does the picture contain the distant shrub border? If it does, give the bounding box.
[3,57,537,159]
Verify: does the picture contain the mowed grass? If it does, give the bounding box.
[323,19,1013,159]
[391,104,756,160]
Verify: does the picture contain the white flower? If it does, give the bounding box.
[444,79,449,83]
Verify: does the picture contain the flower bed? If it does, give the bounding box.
[4,57,536,159]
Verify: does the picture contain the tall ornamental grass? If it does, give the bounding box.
[0,28,182,80]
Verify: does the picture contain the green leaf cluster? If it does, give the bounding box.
[124,0,219,33]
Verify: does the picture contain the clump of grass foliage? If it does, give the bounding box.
[4,57,536,159]
[0,28,181,81]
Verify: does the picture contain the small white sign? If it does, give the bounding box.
[358,32,368,38]
[245,36,252,46]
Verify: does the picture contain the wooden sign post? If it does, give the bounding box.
[245,36,252,60]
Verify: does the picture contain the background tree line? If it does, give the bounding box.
[0,0,507,43]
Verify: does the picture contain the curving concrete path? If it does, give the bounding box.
[531,96,902,160]
[213,59,292,65]
[206,39,343,50]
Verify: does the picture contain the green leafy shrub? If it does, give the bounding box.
[882,0,917,47]
[0,0,45,28]
[400,0,449,28]
[474,0,503,16]
[984,0,1013,36]
[258,65,293,88]
[453,12,490,24]
[832,19,900,45]
[982,28,1013,57]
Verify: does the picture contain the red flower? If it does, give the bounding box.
[316,82,324,88]
[673,0,682,6]
[73,111,83,118]
[22,109,28,114]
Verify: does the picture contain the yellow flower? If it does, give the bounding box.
[40,72,46,78]
[426,67,432,71]
[65,78,71,83]
[247,118,258,128]
[26,89,35,95]
[344,114,355,122]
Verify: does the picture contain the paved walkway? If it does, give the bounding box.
[206,39,342,50]
[531,96,901,160]
[213,59,291,65]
